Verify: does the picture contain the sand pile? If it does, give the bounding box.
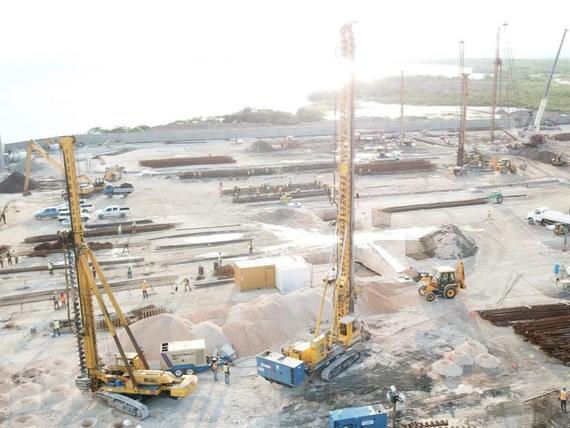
[186,305,230,324]
[223,288,330,356]
[118,289,330,361]
[247,140,274,153]
[432,358,463,377]
[357,281,409,314]
[0,171,39,194]
[254,207,324,228]
[420,224,478,259]
[116,313,230,363]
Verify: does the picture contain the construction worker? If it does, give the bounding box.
[560,387,567,412]
[142,280,149,299]
[12,251,18,265]
[486,210,492,222]
[52,294,59,310]
[47,261,54,276]
[248,240,254,256]
[52,319,61,337]
[7,252,12,266]
[211,357,219,382]
[60,291,67,309]
[182,278,191,292]
[127,264,133,279]
[222,362,230,385]
[0,211,6,224]
[217,252,223,267]
[117,224,122,236]
[132,220,137,234]
[92,265,97,279]
[0,256,3,268]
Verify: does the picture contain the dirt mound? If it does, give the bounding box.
[358,281,409,314]
[253,207,325,228]
[246,140,274,153]
[419,224,478,260]
[0,171,39,194]
[517,148,555,164]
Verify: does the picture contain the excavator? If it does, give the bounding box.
[257,24,368,385]
[23,140,106,196]
[58,136,197,418]
[418,262,466,302]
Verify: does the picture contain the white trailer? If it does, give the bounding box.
[527,207,570,226]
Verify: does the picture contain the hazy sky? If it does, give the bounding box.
[0,0,568,142]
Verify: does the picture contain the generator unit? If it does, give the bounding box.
[329,404,388,428]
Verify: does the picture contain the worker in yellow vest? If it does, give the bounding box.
[142,280,149,299]
[560,387,567,412]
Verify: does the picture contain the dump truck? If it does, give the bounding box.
[104,183,134,197]
[527,207,570,227]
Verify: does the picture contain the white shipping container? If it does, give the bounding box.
[275,257,313,293]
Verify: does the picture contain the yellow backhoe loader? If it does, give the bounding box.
[418,261,466,302]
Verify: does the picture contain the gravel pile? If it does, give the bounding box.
[420,224,478,260]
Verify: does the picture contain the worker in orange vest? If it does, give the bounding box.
[142,280,149,299]
[560,387,567,412]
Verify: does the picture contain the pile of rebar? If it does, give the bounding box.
[139,155,236,168]
[179,161,334,179]
[478,303,570,364]
[220,181,325,196]
[355,159,435,175]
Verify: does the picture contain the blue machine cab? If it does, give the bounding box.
[329,404,388,428]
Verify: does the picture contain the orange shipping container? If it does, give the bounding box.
[234,260,276,291]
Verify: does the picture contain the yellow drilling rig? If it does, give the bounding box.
[256,23,368,387]
[58,136,197,418]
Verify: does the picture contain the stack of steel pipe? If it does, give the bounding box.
[477,303,570,327]
[355,159,435,175]
[478,303,570,364]
[139,155,236,168]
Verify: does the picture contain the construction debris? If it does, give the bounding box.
[246,140,274,152]
[0,171,39,194]
[139,155,236,168]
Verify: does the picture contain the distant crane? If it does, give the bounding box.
[490,23,508,144]
[399,70,405,146]
[457,41,469,168]
[528,29,568,146]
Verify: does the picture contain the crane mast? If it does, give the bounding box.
[334,22,356,331]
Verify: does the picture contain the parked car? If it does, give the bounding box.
[34,207,60,220]
[95,205,130,220]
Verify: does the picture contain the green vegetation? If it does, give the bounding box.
[421,58,570,77]
[87,107,325,134]
[308,69,570,112]
[88,125,150,134]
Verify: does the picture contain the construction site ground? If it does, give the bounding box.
[1,130,570,427]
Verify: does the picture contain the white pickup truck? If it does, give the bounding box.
[527,207,570,226]
[95,205,130,220]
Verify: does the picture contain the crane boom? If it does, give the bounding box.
[533,29,568,134]
[23,140,65,193]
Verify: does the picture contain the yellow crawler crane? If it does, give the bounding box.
[262,24,368,385]
[23,139,106,196]
[58,136,197,418]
